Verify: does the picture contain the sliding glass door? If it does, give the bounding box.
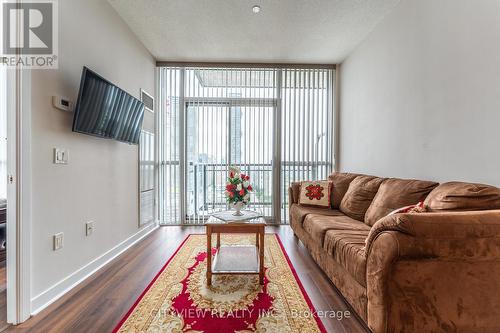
[185,101,275,223]
[158,66,334,224]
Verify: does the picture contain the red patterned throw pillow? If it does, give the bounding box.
[299,181,332,208]
[388,201,427,215]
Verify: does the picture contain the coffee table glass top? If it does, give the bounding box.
[209,210,264,223]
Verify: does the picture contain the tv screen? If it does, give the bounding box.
[72,67,145,144]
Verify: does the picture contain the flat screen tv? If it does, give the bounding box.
[72,67,145,144]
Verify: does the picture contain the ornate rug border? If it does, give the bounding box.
[112,233,327,333]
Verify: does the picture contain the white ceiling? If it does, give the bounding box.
[108,0,400,64]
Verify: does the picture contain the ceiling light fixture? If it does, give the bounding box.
[252,5,261,13]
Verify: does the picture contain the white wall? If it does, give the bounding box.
[30,0,155,307]
[339,0,500,186]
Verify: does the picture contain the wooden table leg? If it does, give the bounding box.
[206,227,212,286]
[259,228,265,285]
[217,232,220,249]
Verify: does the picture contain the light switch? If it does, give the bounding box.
[53,148,69,164]
[86,221,94,236]
[53,233,64,250]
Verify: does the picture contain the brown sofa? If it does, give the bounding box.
[289,172,500,333]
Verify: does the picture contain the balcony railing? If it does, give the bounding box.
[181,161,331,224]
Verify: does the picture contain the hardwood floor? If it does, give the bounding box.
[4,226,370,333]
[0,262,6,293]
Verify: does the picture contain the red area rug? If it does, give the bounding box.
[113,234,326,333]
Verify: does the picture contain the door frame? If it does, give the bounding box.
[5,67,32,324]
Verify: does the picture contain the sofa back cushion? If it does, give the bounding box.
[364,178,439,226]
[424,181,500,211]
[340,175,385,221]
[328,172,360,208]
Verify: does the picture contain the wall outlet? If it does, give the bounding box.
[53,233,64,251]
[86,221,94,236]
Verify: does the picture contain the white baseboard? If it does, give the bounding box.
[30,223,159,315]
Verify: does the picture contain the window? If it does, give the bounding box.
[158,66,334,224]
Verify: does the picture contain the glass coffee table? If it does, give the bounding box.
[205,213,266,286]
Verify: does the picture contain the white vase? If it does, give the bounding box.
[232,202,245,216]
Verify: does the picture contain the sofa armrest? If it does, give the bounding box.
[365,210,500,258]
[288,182,302,207]
[365,210,500,333]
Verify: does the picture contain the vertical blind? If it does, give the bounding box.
[158,66,334,224]
[139,130,155,225]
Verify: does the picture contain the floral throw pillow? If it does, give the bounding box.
[388,201,427,215]
[299,181,332,208]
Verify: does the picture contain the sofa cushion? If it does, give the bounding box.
[364,178,439,226]
[424,182,500,211]
[323,229,369,287]
[289,204,343,225]
[340,175,385,222]
[303,214,370,245]
[328,172,361,209]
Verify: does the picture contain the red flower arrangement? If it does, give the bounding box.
[225,167,253,205]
